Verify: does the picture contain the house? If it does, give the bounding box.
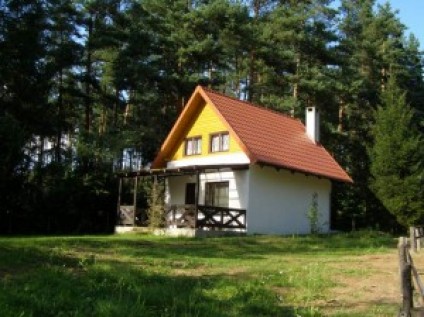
[146,86,352,235]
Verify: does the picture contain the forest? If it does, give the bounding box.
[0,0,423,234]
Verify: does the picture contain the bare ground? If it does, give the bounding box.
[320,251,424,316]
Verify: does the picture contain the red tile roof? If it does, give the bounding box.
[153,86,352,183]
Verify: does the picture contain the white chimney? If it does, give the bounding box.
[306,107,320,143]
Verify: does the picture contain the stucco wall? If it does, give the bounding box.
[166,170,249,209]
[165,174,195,205]
[166,152,250,169]
[247,165,331,235]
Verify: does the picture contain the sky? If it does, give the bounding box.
[376,0,423,49]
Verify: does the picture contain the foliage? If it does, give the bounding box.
[369,78,424,227]
[307,192,321,234]
[0,0,423,233]
[147,178,166,228]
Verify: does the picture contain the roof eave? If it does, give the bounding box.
[254,160,353,184]
[151,86,205,168]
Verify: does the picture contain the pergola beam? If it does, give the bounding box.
[117,164,249,178]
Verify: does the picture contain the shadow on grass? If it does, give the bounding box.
[0,245,311,317]
[0,231,396,264]
[54,231,395,260]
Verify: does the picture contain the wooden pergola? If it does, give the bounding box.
[116,164,249,229]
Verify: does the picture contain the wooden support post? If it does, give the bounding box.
[417,228,423,252]
[399,237,413,317]
[172,205,176,225]
[117,177,123,223]
[133,176,138,226]
[411,227,417,253]
[194,170,200,229]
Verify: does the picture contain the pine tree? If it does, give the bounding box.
[369,77,424,227]
[255,0,337,116]
[45,0,83,163]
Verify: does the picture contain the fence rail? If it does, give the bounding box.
[398,233,424,317]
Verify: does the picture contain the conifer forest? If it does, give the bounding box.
[0,0,423,234]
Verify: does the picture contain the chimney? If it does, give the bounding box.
[306,107,320,143]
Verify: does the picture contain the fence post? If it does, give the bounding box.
[399,237,413,317]
[411,227,418,253]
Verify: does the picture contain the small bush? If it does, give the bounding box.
[147,178,165,228]
[307,192,321,234]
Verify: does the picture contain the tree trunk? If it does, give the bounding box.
[293,53,300,100]
[55,66,63,163]
[113,87,119,127]
[338,100,345,133]
[85,13,93,133]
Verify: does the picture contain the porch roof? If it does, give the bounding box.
[117,164,249,178]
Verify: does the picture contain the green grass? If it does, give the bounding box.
[0,231,397,317]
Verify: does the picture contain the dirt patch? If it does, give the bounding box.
[173,265,249,277]
[318,251,424,315]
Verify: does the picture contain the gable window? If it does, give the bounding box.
[210,132,229,153]
[205,182,229,207]
[184,136,202,156]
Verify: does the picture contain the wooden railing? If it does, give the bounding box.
[118,205,135,225]
[197,205,246,230]
[166,205,196,228]
[166,204,246,230]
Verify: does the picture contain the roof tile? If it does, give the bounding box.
[202,87,352,183]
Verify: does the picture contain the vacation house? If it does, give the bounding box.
[120,86,352,235]
[141,86,352,234]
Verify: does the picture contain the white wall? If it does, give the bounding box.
[166,170,249,209]
[247,165,331,235]
[165,175,195,205]
[166,153,250,169]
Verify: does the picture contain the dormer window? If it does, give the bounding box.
[210,132,229,153]
[184,136,202,156]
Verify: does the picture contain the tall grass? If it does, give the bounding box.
[0,232,396,316]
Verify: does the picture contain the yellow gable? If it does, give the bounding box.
[170,102,243,161]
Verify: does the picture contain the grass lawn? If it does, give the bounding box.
[0,231,405,316]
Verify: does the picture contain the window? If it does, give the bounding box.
[205,182,229,207]
[184,136,202,156]
[210,132,229,153]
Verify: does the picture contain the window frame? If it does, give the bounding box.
[205,181,229,207]
[209,131,230,153]
[184,136,202,156]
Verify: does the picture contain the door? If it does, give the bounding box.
[185,183,196,205]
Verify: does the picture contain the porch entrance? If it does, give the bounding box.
[185,183,196,205]
[117,164,248,231]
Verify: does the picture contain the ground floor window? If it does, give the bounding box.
[205,181,229,207]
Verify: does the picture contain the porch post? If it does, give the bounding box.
[133,176,138,226]
[194,169,200,229]
[117,177,123,224]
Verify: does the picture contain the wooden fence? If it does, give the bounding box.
[398,232,424,317]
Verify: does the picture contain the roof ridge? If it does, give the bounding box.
[200,86,302,123]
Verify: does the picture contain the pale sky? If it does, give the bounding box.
[377,0,424,49]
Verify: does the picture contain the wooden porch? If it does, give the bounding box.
[166,204,246,230]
